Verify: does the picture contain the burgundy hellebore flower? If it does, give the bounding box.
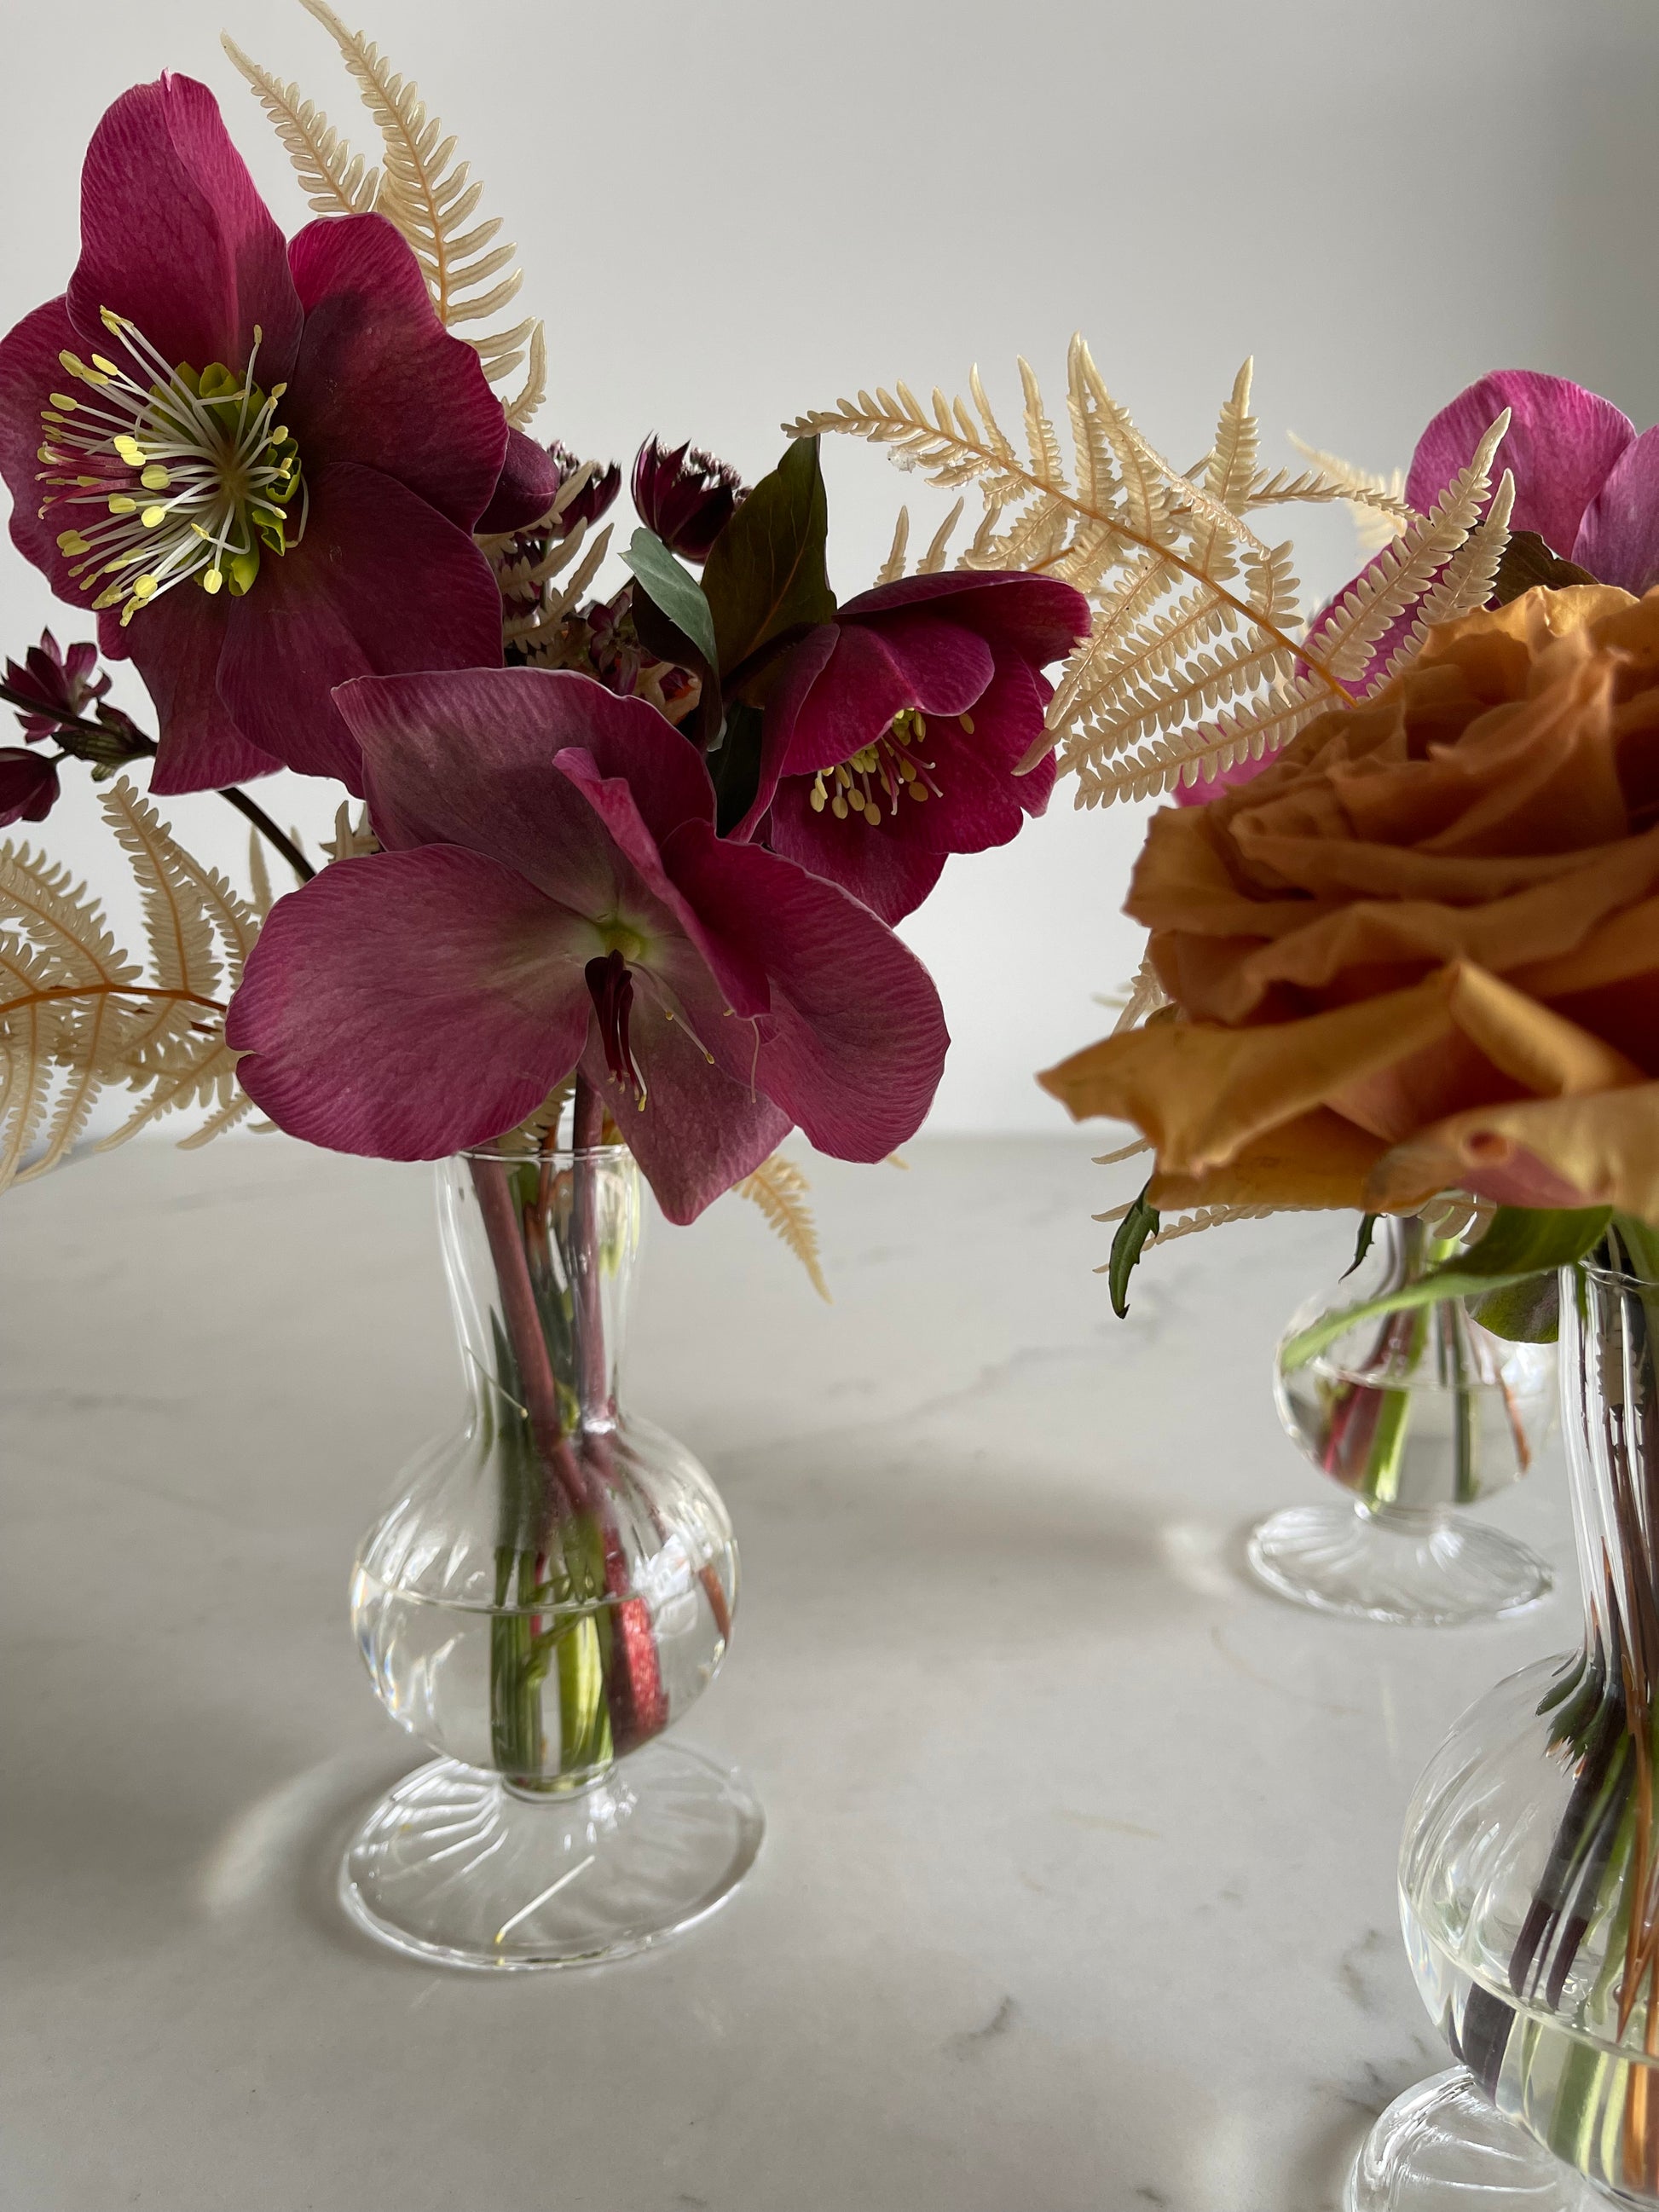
[4,629,110,741]
[1181,368,1658,806]
[225,667,951,1223]
[0,75,541,797]
[738,571,1090,923]
[631,439,745,563]
[0,749,61,826]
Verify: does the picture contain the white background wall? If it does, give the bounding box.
[3,0,1659,1130]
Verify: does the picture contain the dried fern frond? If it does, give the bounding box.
[792,344,1511,807]
[1285,433,1409,551]
[265,2,535,390]
[734,1152,830,1302]
[0,782,265,1192]
[221,34,381,215]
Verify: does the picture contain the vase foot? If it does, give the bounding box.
[1246,1501,1552,1625]
[339,1742,764,1970]
[1346,2067,1627,2209]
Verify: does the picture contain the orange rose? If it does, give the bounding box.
[1040,585,1659,1224]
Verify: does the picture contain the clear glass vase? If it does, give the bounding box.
[339,1144,763,1970]
[1349,1246,1659,2208]
[1248,1214,1558,1625]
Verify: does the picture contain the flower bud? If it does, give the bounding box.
[631,439,745,563]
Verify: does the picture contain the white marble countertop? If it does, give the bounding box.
[0,1136,1581,2212]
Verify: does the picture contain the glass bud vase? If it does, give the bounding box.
[1247,1214,1558,1625]
[1349,1248,1659,2209]
[339,1145,763,1970]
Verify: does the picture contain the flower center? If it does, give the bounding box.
[36,309,305,627]
[585,949,646,1106]
[807,707,967,826]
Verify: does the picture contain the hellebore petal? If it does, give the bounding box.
[0,749,60,825]
[835,569,1093,658]
[0,297,97,587]
[772,615,994,781]
[217,461,506,789]
[1406,371,1634,562]
[0,79,528,795]
[119,586,284,794]
[286,215,506,530]
[1574,426,1659,598]
[67,75,301,384]
[477,427,563,534]
[335,666,716,894]
[227,845,595,1158]
[740,569,1084,921]
[761,793,947,924]
[578,1014,791,1227]
[229,663,953,1216]
[662,819,951,1159]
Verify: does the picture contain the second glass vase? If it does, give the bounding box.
[1249,1214,1557,1626]
[339,1142,762,1970]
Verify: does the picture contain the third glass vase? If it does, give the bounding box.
[339,1142,762,1970]
[1249,1214,1557,1626]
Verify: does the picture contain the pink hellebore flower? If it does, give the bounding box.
[225,668,951,1223]
[1179,368,1656,806]
[0,76,548,797]
[742,571,1090,924]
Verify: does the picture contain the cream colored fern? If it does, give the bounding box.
[228,3,544,420]
[735,1152,830,1302]
[220,36,381,215]
[789,341,1510,806]
[1285,434,1409,552]
[0,782,264,1192]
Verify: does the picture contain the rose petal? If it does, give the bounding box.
[228,845,594,1157]
[477,428,561,534]
[286,215,506,530]
[217,461,505,789]
[662,820,949,1158]
[1406,370,1634,558]
[1365,1083,1659,1222]
[117,584,284,794]
[1574,427,1659,597]
[578,1011,790,1226]
[67,76,301,382]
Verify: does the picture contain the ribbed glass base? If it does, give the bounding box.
[340,1744,763,1971]
[1246,1501,1553,1625]
[1346,2068,1629,2209]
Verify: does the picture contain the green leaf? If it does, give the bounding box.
[1344,1213,1377,1279]
[701,437,835,688]
[709,700,766,835]
[620,528,719,672]
[1280,1204,1611,1373]
[1471,1274,1561,1343]
[1107,1187,1160,1320]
